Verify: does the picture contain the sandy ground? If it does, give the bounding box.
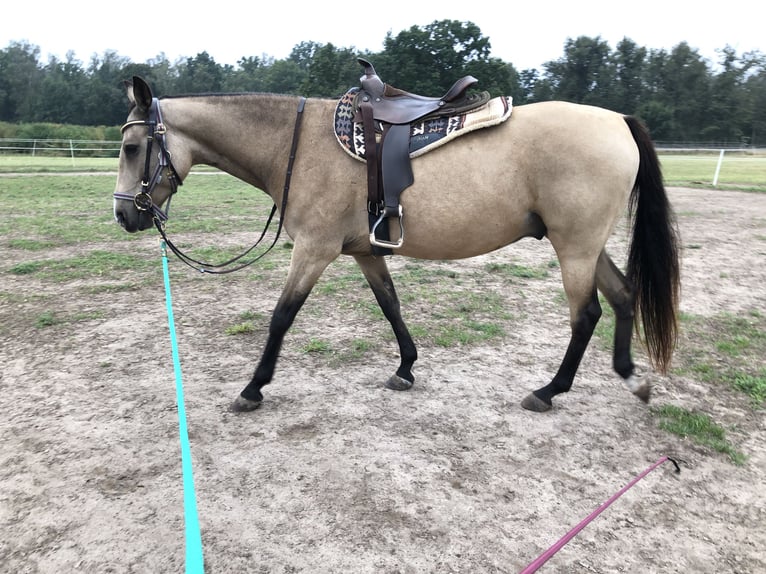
[1,187,764,573]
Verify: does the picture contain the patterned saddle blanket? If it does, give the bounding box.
[334,87,513,161]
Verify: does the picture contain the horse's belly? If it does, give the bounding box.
[394,202,533,260]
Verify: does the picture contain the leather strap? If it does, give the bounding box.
[360,100,381,212]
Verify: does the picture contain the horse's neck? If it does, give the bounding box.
[167,94,302,196]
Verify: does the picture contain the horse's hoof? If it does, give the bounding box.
[230,395,262,412]
[385,374,413,391]
[625,375,652,404]
[521,392,552,412]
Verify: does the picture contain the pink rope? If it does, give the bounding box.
[519,455,679,574]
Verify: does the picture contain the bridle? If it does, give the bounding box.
[114,96,306,274]
[114,97,182,225]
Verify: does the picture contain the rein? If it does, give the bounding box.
[116,96,307,274]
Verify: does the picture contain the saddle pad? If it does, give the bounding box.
[334,88,513,162]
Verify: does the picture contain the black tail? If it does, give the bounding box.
[624,116,680,373]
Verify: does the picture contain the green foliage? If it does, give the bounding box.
[226,322,256,336]
[303,338,332,354]
[673,311,766,407]
[485,262,549,279]
[1,22,764,143]
[652,404,746,465]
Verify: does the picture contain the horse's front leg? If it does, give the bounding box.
[231,242,336,412]
[354,254,418,390]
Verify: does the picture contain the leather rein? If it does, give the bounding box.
[114,96,306,274]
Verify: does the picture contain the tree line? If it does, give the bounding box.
[1,20,764,145]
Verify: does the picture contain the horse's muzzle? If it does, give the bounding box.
[114,202,153,232]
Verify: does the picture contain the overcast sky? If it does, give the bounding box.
[2,0,762,72]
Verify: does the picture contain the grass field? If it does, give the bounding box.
[1,151,764,191]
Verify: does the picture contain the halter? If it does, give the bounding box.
[114,97,182,224]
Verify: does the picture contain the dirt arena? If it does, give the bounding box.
[1,186,764,573]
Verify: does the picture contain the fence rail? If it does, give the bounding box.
[0,138,121,158]
[1,139,764,158]
[0,140,763,189]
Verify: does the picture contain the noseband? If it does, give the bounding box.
[114,97,182,224]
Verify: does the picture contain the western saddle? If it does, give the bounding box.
[353,58,489,253]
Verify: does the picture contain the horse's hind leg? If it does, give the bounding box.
[354,254,418,390]
[595,250,651,402]
[522,255,602,412]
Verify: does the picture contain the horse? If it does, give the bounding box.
[113,73,680,414]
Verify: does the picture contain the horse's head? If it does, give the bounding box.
[113,76,185,232]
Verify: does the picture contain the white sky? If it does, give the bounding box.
[2,1,762,72]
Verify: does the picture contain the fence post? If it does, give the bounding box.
[713,149,725,187]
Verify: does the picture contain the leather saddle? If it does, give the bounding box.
[353,58,490,253]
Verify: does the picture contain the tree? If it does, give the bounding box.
[0,41,42,122]
[174,52,224,94]
[518,68,553,104]
[379,20,492,94]
[611,38,647,114]
[653,42,711,141]
[223,56,267,92]
[543,36,614,107]
[36,52,88,124]
[463,58,520,99]
[262,59,306,94]
[740,52,766,146]
[300,43,360,97]
[84,51,133,126]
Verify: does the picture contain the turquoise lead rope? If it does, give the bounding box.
[160,239,205,573]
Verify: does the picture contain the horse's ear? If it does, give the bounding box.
[125,76,153,113]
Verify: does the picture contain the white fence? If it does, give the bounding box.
[656,147,765,187]
[0,138,122,159]
[1,139,763,187]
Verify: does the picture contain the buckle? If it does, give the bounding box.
[134,191,154,212]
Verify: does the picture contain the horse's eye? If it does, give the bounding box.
[123,144,140,157]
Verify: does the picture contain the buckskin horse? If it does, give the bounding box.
[113,68,679,414]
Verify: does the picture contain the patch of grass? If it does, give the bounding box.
[8,251,150,280]
[225,310,266,335]
[592,295,616,350]
[331,338,375,365]
[485,262,549,279]
[33,309,105,329]
[732,371,766,408]
[315,270,367,296]
[0,173,276,245]
[303,338,332,354]
[673,311,766,407]
[7,238,57,251]
[225,322,256,335]
[9,261,46,275]
[237,310,262,321]
[652,404,746,465]
[81,282,140,294]
[71,310,106,322]
[34,311,60,328]
[434,320,504,347]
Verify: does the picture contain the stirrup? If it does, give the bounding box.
[370,205,404,249]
